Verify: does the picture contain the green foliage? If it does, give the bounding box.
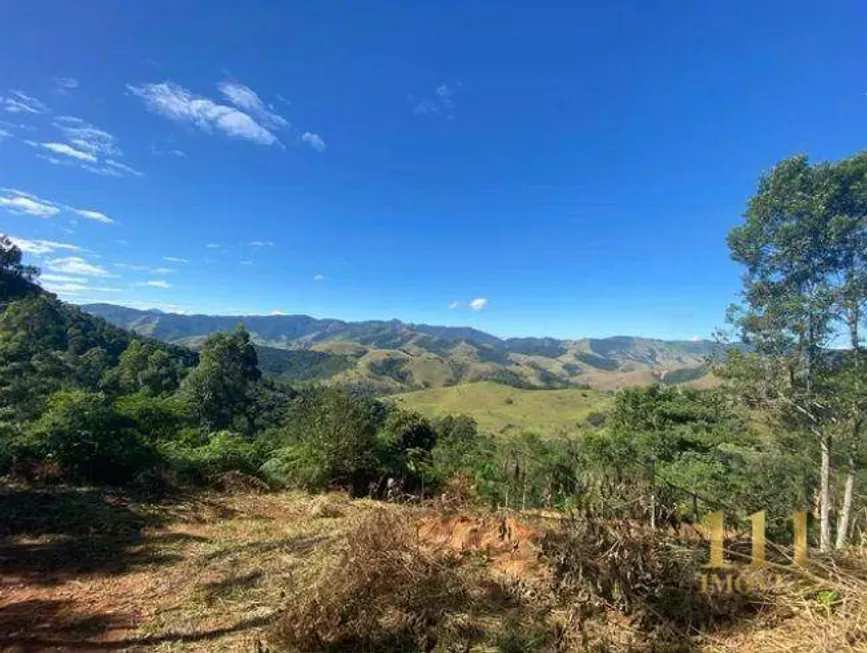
[574,351,620,371]
[662,365,709,385]
[182,325,261,432]
[254,345,353,381]
[261,386,386,493]
[368,356,411,384]
[24,390,158,485]
[0,235,40,302]
[161,431,264,483]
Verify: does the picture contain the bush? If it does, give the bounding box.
[24,390,158,485]
[260,386,386,494]
[161,430,263,484]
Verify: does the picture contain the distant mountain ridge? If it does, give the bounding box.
[81,303,719,391]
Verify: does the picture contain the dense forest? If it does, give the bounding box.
[2,151,867,552]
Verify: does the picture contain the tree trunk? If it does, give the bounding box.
[820,432,833,553]
[836,452,856,549]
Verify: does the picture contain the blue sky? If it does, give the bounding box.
[1,1,865,339]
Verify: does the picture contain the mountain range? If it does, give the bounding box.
[81,303,718,392]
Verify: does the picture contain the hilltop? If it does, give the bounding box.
[82,303,718,391]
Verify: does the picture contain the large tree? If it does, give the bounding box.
[726,153,867,551]
[182,325,261,432]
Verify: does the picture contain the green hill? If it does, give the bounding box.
[390,381,612,437]
[81,303,718,392]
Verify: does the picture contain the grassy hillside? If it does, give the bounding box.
[391,381,612,437]
[82,303,718,391]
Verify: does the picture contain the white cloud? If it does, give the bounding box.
[52,77,79,94]
[27,118,140,178]
[39,141,97,162]
[163,256,189,263]
[0,189,60,218]
[248,240,274,247]
[41,273,85,283]
[412,82,460,119]
[8,237,81,255]
[0,128,10,140]
[240,260,253,266]
[150,267,175,274]
[74,208,114,224]
[2,90,49,115]
[135,279,172,289]
[218,80,289,130]
[114,263,149,271]
[205,243,221,249]
[300,132,327,152]
[313,274,325,282]
[86,159,142,178]
[448,301,461,309]
[53,117,121,158]
[469,297,488,311]
[150,145,186,157]
[129,81,281,146]
[46,256,111,277]
[270,310,288,316]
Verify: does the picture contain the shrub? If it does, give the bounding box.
[161,430,263,484]
[24,390,158,485]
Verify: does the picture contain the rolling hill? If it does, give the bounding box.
[81,303,720,391]
[391,381,612,437]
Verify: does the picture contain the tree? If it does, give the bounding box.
[24,389,157,484]
[260,386,385,494]
[726,153,867,551]
[0,236,39,302]
[182,325,261,432]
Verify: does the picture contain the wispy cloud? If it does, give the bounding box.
[149,145,186,157]
[150,267,175,274]
[46,256,112,277]
[448,301,461,309]
[39,141,97,162]
[54,116,121,158]
[2,90,49,115]
[0,189,60,218]
[412,82,460,119]
[163,256,189,264]
[240,260,253,266]
[129,81,282,146]
[313,274,325,282]
[300,132,327,152]
[218,80,288,129]
[247,240,274,247]
[52,77,79,94]
[469,297,488,311]
[74,209,114,224]
[205,243,221,249]
[29,116,141,178]
[136,279,172,289]
[8,236,81,255]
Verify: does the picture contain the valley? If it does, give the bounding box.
[82,303,717,392]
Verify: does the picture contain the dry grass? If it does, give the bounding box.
[3,483,867,652]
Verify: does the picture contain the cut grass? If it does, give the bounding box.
[391,381,613,437]
[3,483,867,652]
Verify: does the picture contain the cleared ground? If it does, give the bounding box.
[391,381,612,437]
[2,482,865,652]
